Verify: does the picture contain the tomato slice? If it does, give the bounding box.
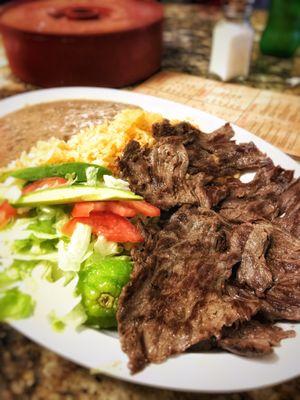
[72,201,136,218]
[72,202,106,217]
[105,201,137,217]
[71,200,160,218]
[61,218,78,236]
[125,201,160,217]
[22,177,68,194]
[62,212,143,243]
[0,200,17,228]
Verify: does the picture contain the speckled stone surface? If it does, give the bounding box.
[0,3,299,399]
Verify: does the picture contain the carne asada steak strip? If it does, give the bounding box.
[118,120,299,373]
[117,206,259,373]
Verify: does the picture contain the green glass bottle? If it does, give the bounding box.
[260,0,300,58]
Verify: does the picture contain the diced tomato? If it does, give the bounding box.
[125,201,160,217]
[22,177,68,194]
[72,201,136,218]
[0,200,17,228]
[61,218,78,236]
[71,200,160,218]
[103,201,137,217]
[72,202,106,217]
[62,212,143,243]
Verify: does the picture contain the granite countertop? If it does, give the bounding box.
[0,3,299,400]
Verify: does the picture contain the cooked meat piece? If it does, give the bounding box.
[187,338,216,353]
[120,121,271,210]
[219,198,279,223]
[152,121,272,177]
[228,222,300,321]
[118,118,299,372]
[261,226,300,321]
[229,165,294,199]
[152,120,234,145]
[237,224,273,296]
[117,206,258,373]
[220,166,294,223]
[278,178,300,212]
[119,139,220,209]
[275,178,300,238]
[277,203,300,239]
[218,320,295,357]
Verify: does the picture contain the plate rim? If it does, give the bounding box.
[1,87,299,393]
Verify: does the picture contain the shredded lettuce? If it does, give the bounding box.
[24,263,85,329]
[86,166,99,186]
[12,252,58,262]
[0,288,34,321]
[28,218,56,235]
[50,303,87,332]
[58,223,92,272]
[65,172,78,186]
[0,206,69,269]
[0,177,23,203]
[13,237,57,255]
[0,268,19,290]
[103,175,130,191]
[0,260,38,291]
[94,235,120,257]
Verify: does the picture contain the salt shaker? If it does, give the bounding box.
[209,0,255,81]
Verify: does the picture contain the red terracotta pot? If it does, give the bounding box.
[0,0,163,88]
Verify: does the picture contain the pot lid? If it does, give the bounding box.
[0,0,163,36]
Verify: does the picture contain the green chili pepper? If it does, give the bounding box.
[78,254,132,329]
[11,162,111,182]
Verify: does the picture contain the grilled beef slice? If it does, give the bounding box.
[236,224,273,297]
[218,320,295,357]
[189,320,295,356]
[232,221,300,321]
[119,121,271,210]
[118,119,299,372]
[117,206,259,373]
[219,166,295,223]
[152,121,272,177]
[260,226,300,321]
[275,178,300,238]
[119,139,214,209]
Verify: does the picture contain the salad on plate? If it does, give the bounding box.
[0,161,160,331]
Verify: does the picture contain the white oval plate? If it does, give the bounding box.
[1,88,299,393]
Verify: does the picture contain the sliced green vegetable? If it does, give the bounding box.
[11,163,111,183]
[15,185,142,207]
[0,288,34,320]
[78,255,132,328]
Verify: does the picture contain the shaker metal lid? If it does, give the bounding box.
[223,0,254,19]
[0,0,163,35]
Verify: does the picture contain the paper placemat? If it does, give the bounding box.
[134,71,300,158]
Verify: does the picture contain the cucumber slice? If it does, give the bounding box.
[15,185,142,207]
